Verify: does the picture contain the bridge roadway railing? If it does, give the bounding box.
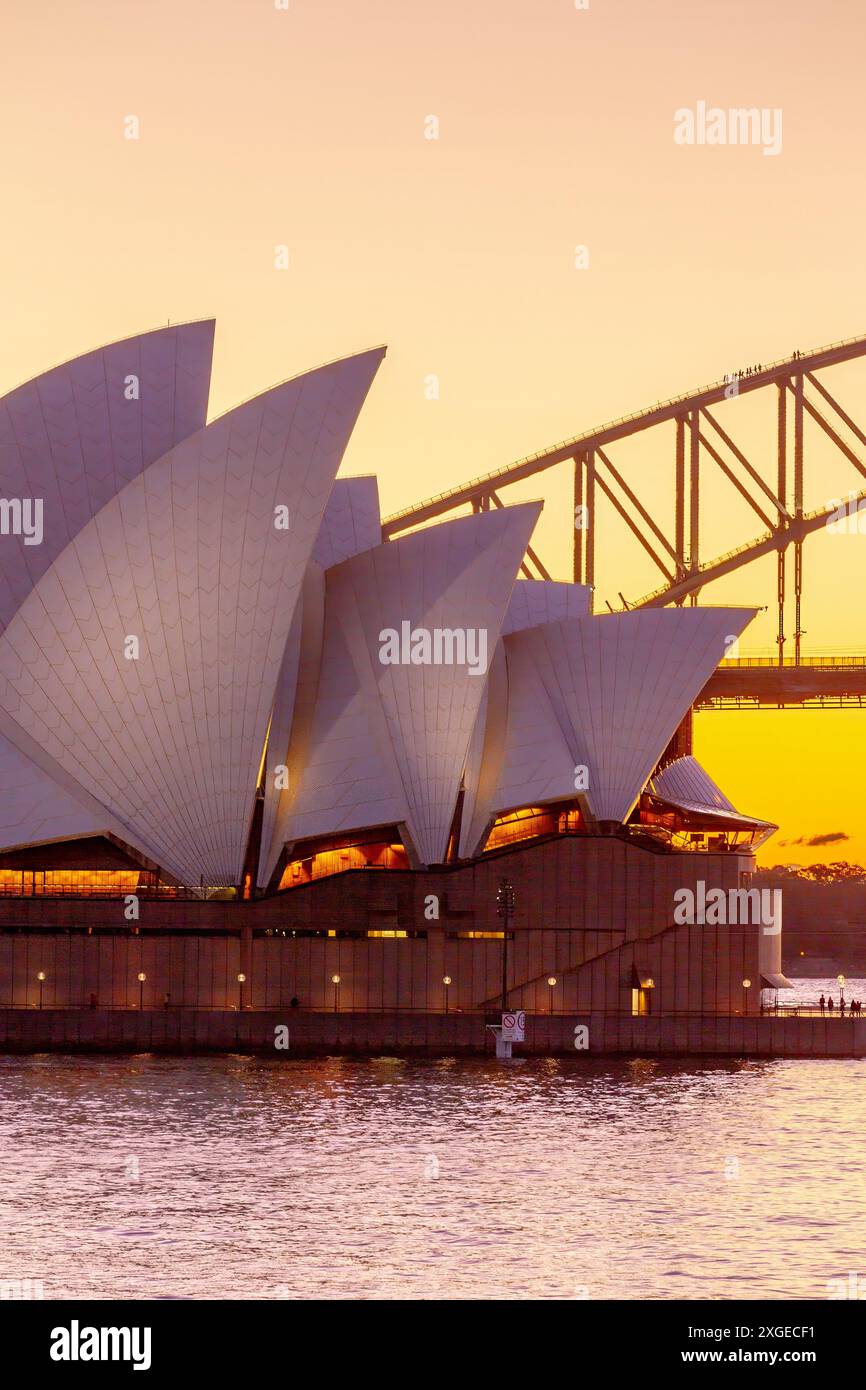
[699,653,866,707]
[719,654,866,668]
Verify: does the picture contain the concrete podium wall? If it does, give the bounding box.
[0,917,762,1016]
[0,836,768,1018]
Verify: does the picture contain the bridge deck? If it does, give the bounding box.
[699,657,866,708]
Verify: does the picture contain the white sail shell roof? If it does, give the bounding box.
[459,578,594,855]
[311,475,381,568]
[650,754,776,841]
[326,504,542,865]
[261,582,409,881]
[0,321,214,633]
[474,606,757,834]
[0,349,384,885]
[0,730,107,850]
[0,327,771,887]
[651,754,737,811]
[264,503,542,875]
[259,476,383,885]
[501,578,592,634]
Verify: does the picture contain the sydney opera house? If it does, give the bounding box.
[0,320,786,1020]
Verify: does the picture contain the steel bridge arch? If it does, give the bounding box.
[383,333,866,661]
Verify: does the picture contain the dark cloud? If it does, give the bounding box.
[779,832,849,848]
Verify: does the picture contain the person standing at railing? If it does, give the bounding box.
[819,993,826,1013]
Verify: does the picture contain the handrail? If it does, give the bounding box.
[383,333,866,530]
[630,486,866,608]
[718,655,866,668]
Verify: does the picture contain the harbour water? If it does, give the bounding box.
[2,1029,866,1300]
[771,977,865,1011]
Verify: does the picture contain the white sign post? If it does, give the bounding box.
[500,1011,525,1042]
[486,1009,526,1059]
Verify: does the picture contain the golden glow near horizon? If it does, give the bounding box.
[2,0,865,869]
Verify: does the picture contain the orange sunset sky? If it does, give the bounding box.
[2,0,865,867]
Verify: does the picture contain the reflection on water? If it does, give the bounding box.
[1,1047,865,1300]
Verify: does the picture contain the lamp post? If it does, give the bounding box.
[36,971,45,1010]
[137,972,146,1009]
[742,977,751,1016]
[331,974,341,1013]
[838,974,846,1010]
[443,975,452,1014]
[496,878,515,1011]
[237,972,246,1011]
[547,976,557,1015]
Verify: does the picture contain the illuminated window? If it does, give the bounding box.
[631,987,652,1016]
[278,838,409,889]
[0,869,143,897]
[450,930,505,940]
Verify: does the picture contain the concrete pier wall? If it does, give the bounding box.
[2,1008,866,1058]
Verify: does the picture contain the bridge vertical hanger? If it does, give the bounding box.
[585,450,596,607]
[675,417,686,594]
[793,373,804,665]
[689,411,700,604]
[777,383,787,668]
[573,453,584,584]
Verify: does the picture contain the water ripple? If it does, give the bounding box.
[0,1054,865,1298]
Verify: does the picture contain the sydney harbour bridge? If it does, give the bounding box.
[383,334,866,713]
